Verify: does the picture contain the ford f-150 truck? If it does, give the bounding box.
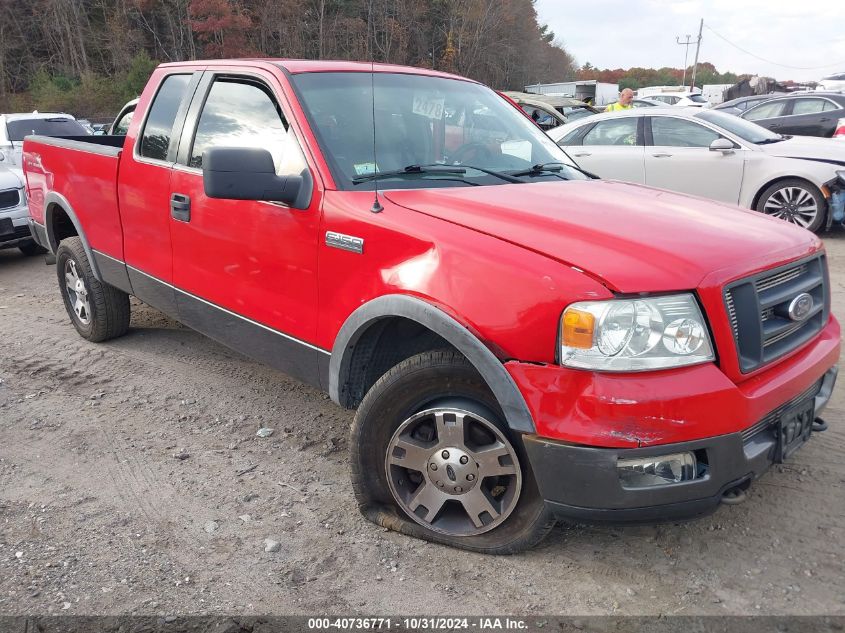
[22,60,839,554]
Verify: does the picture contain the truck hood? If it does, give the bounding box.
[759,135,845,164]
[384,180,819,293]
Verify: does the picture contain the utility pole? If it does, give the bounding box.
[676,34,692,86]
[690,18,703,91]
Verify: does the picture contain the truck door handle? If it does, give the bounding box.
[171,193,191,222]
[652,152,672,158]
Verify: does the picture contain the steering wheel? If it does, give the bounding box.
[449,142,494,165]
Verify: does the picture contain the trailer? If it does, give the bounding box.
[524,80,619,106]
[701,84,734,105]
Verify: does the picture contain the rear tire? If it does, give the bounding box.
[755,178,826,233]
[19,242,47,256]
[55,237,130,342]
[350,350,555,554]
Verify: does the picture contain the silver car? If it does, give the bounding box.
[0,164,43,256]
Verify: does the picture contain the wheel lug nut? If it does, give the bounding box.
[441,450,449,459]
[437,481,444,488]
[459,455,468,464]
[454,486,462,493]
[466,474,475,481]
[430,463,437,471]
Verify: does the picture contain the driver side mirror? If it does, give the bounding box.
[203,147,311,209]
[709,138,735,153]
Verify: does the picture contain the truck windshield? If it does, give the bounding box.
[6,118,90,141]
[290,72,587,190]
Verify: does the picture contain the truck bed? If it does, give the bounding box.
[23,134,126,260]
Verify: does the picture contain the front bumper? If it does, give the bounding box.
[0,202,34,249]
[523,365,837,523]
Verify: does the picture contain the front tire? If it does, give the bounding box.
[755,179,826,233]
[350,350,555,554]
[55,237,130,342]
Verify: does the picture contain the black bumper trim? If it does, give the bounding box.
[27,219,49,251]
[523,365,837,523]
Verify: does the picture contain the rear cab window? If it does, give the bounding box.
[139,74,192,161]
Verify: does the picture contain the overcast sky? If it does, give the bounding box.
[534,0,845,82]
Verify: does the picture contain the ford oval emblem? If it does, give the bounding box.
[788,293,813,322]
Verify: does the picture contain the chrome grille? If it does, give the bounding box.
[724,255,828,373]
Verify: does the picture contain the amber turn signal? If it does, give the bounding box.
[562,308,595,349]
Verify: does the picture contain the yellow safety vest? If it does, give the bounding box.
[606,101,633,112]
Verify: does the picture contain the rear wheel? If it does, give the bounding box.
[350,350,555,554]
[756,179,826,233]
[56,237,130,342]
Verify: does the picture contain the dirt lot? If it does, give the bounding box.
[1,232,845,617]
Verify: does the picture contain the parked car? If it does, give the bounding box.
[740,92,845,138]
[599,98,662,112]
[637,86,710,107]
[647,92,710,107]
[0,164,44,255]
[0,112,91,172]
[549,107,845,233]
[503,92,599,127]
[108,98,139,135]
[22,59,839,553]
[817,72,845,92]
[712,93,786,116]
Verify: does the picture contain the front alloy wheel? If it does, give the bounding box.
[64,259,92,324]
[757,179,825,233]
[385,408,522,536]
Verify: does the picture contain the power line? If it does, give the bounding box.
[704,24,845,70]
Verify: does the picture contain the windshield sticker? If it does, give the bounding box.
[353,162,378,176]
[412,92,446,120]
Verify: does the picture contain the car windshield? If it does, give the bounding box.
[695,110,781,144]
[6,117,90,141]
[290,72,587,190]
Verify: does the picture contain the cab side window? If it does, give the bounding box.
[140,74,191,160]
[189,78,306,176]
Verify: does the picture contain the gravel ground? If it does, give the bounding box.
[1,231,845,617]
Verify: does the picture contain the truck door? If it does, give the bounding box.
[167,70,323,386]
[119,70,201,314]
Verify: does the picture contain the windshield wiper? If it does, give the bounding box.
[352,163,524,185]
[510,161,599,179]
[352,164,467,184]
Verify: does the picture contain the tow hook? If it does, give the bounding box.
[812,417,828,433]
[721,486,748,505]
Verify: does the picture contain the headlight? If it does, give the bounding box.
[559,294,714,371]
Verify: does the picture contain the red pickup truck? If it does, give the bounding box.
[23,60,839,553]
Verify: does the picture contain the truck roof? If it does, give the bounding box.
[158,58,473,82]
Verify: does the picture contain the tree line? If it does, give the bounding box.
[0,0,576,118]
[576,61,743,91]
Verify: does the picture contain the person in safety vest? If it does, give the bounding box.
[606,88,634,111]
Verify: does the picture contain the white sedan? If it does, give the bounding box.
[548,107,845,233]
